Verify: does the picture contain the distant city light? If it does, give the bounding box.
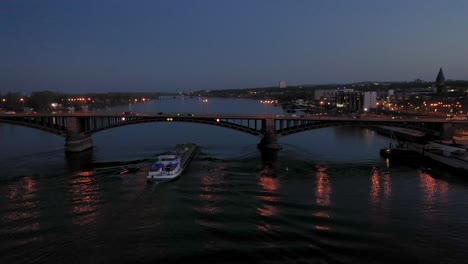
[260,100,278,104]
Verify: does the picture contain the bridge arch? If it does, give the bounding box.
[0,117,65,136]
[84,117,264,137]
[275,120,442,138]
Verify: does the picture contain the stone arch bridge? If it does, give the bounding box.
[0,112,466,152]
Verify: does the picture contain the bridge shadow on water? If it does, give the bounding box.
[65,148,151,174]
[257,148,281,177]
[65,149,96,175]
[259,149,278,167]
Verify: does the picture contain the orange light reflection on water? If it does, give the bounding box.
[419,171,448,216]
[258,176,279,217]
[75,170,94,177]
[383,172,392,201]
[314,167,331,231]
[199,164,225,215]
[5,176,40,235]
[198,169,226,250]
[370,169,380,205]
[69,170,100,226]
[369,167,392,206]
[256,167,280,233]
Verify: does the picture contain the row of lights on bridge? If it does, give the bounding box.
[121,116,221,123]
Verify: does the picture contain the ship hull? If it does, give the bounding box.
[147,143,198,182]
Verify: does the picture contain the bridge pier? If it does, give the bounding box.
[65,148,94,172]
[259,147,279,167]
[258,133,282,150]
[65,117,93,152]
[65,133,93,152]
[257,118,282,150]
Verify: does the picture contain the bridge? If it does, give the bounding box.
[1,112,467,152]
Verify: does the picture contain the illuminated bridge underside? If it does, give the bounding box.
[0,116,67,136]
[275,119,442,137]
[84,116,264,137]
[1,113,463,152]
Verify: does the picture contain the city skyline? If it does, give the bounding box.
[1,0,467,93]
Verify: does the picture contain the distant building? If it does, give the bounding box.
[387,89,395,101]
[335,91,364,112]
[314,88,354,100]
[435,67,445,94]
[406,87,435,96]
[363,91,377,110]
[279,81,286,89]
[314,89,335,100]
[462,96,468,115]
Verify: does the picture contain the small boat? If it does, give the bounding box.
[379,131,422,162]
[147,143,198,182]
[379,142,421,160]
[120,166,140,175]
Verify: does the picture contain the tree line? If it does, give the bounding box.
[0,91,163,112]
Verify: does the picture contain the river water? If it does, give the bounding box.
[0,97,467,263]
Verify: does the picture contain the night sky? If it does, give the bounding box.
[1,0,467,93]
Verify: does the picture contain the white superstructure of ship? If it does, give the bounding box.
[147,143,198,182]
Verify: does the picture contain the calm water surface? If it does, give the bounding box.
[0,97,467,263]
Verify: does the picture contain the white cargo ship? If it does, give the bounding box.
[147,143,198,182]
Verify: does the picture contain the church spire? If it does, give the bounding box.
[436,67,445,87]
[435,67,445,94]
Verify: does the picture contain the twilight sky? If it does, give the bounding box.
[1,0,467,93]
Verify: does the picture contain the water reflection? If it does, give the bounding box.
[419,170,448,218]
[69,172,101,226]
[5,176,40,237]
[65,149,95,176]
[199,163,225,215]
[66,149,101,227]
[258,172,279,217]
[369,166,392,205]
[368,166,393,227]
[259,148,278,169]
[383,171,392,201]
[314,165,332,231]
[256,166,280,233]
[370,167,380,205]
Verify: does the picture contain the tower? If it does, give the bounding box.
[279,81,286,89]
[435,67,445,94]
